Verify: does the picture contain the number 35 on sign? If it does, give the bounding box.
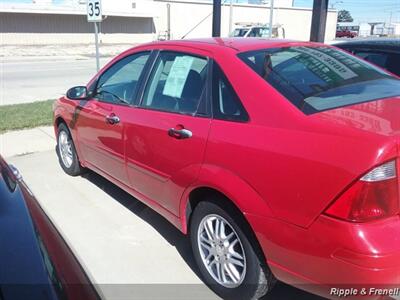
[87,0,102,22]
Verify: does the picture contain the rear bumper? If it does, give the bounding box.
[246,213,400,298]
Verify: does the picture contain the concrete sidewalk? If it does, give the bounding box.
[1,126,322,300]
[1,127,217,299]
[1,43,134,59]
[0,126,55,158]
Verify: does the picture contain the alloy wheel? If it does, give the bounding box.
[197,214,247,288]
[58,130,73,168]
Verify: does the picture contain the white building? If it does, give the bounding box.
[0,0,338,45]
[374,22,400,36]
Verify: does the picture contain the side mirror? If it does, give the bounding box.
[66,86,89,100]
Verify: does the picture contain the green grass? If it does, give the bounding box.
[0,100,55,134]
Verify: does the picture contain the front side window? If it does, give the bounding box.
[238,46,400,114]
[95,52,150,104]
[141,52,208,115]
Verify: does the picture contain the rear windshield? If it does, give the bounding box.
[238,46,400,114]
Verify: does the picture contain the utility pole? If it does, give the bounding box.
[268,0,274,38]
[310,0,329,42]
[229,0,233,35]
[167,3,171,40]
[212,0,222,37]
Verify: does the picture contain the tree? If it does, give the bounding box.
[337,10,354,22]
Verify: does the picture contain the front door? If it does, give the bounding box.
[76,51,151,184]
[124,50,211,215]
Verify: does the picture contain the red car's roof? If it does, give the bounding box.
[137,38,325,53]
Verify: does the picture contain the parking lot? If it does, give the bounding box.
[2,128,323,300]
[1,0,400,297]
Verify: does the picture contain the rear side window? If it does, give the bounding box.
[141,51,208,115]
[238,46,400,114]
[212,63,249,122]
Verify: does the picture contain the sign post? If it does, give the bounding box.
[87,0,102,72]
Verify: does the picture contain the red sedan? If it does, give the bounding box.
[336,30,357,38]
[53,38,400,299]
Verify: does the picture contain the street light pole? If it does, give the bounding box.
[167,3,171,40]
[268,0,274,38]
[229,0,233,35]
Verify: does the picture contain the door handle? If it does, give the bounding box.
[168,127,192,139]
[105,114,120,125]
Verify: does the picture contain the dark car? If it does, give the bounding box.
[0,156,99,300]
[335,39,400,76]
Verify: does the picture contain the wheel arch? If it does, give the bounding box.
[184,186,269,268]
[180,164,274,234]
[53,103,69,136]
[54,113,84,167]
[180,164,275,265]
[53,115,67,141]
[55,116,67,127]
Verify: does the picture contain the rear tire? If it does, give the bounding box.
[56,123,84,176]
[190,200,276,300]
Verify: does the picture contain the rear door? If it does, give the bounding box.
[76,51,151,185]
[124,50,211,215]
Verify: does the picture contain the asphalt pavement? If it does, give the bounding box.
[1,57,110,105]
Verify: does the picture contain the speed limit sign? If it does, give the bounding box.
[87,0,102,22]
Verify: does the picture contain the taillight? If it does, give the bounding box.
[325,160,399,222]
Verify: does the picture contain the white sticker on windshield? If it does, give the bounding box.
[163,56,194,98]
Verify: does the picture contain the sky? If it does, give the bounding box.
[293,0,400,24]
[2,0,400,24]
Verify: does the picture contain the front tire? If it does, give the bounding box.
[190,200,276,300]
[56,123,84,176]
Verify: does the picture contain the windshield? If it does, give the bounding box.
[232,28,249,37]
[248,27,270,37]
[238,46,400,114]
[259,28,270,37]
